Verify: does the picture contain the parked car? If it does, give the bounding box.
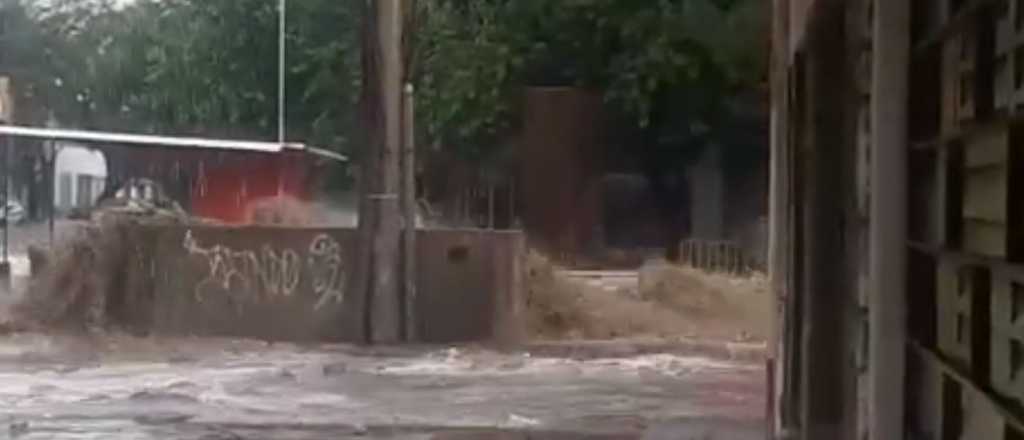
[0,200,26,225]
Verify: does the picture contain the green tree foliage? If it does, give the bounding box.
[414,0,765,161]
[7,0,361,149]
[413,0,525,159]
[7,0,765,165]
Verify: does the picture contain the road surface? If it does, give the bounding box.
[0,334,764,439]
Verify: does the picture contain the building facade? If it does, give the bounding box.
[54,143,107,212]
[772,0,1024,439]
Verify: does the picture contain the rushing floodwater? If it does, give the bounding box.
[0,334,764,439]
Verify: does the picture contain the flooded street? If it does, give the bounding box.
[0,334,764,439]
[0,223,765,439]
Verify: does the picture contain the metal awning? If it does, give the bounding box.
[0,125,348,162]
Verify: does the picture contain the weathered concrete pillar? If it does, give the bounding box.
[868,0,910,439]
[799,6,854,439]
[769,0,791,436]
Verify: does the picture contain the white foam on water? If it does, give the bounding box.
[9,254,29,278]
[503,413,542,428]
[0,337,765,437]
[369,350,754,379]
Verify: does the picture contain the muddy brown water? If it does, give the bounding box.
[0,334,764,439]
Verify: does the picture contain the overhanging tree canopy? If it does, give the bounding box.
[8,0,763,155]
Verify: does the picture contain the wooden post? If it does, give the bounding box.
[869,1,909,438]
[693,242,699,269]
[720,244,729,272]
[488,181,496,230]
[710,243,716,272]
[703,242,710,271]
[728,245,736,275]
[509,179,516,228]
[401,83,417,342]
[712,243,719,272]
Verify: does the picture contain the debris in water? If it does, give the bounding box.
[524,251,769,342]
[9,420,28,438]
[504,413,541,428]
[12,204,210,333]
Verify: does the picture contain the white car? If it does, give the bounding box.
[0,200,25,225]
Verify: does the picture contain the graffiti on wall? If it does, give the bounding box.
[308,234,345,310]
[183,231,346,310]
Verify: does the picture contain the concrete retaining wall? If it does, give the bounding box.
[415,230,524,343]
[115,225,524,343]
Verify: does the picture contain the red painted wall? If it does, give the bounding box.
[190,154,314,224]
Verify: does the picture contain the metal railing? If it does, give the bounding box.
[679,239,758,275]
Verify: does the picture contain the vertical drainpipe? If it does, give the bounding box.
[869,0,909,439]
[2,129,8,269]
[0,76,11,283]
[401,83,417,342]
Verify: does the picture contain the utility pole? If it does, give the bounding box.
[278,0,287,146]
[353,0,403,344]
